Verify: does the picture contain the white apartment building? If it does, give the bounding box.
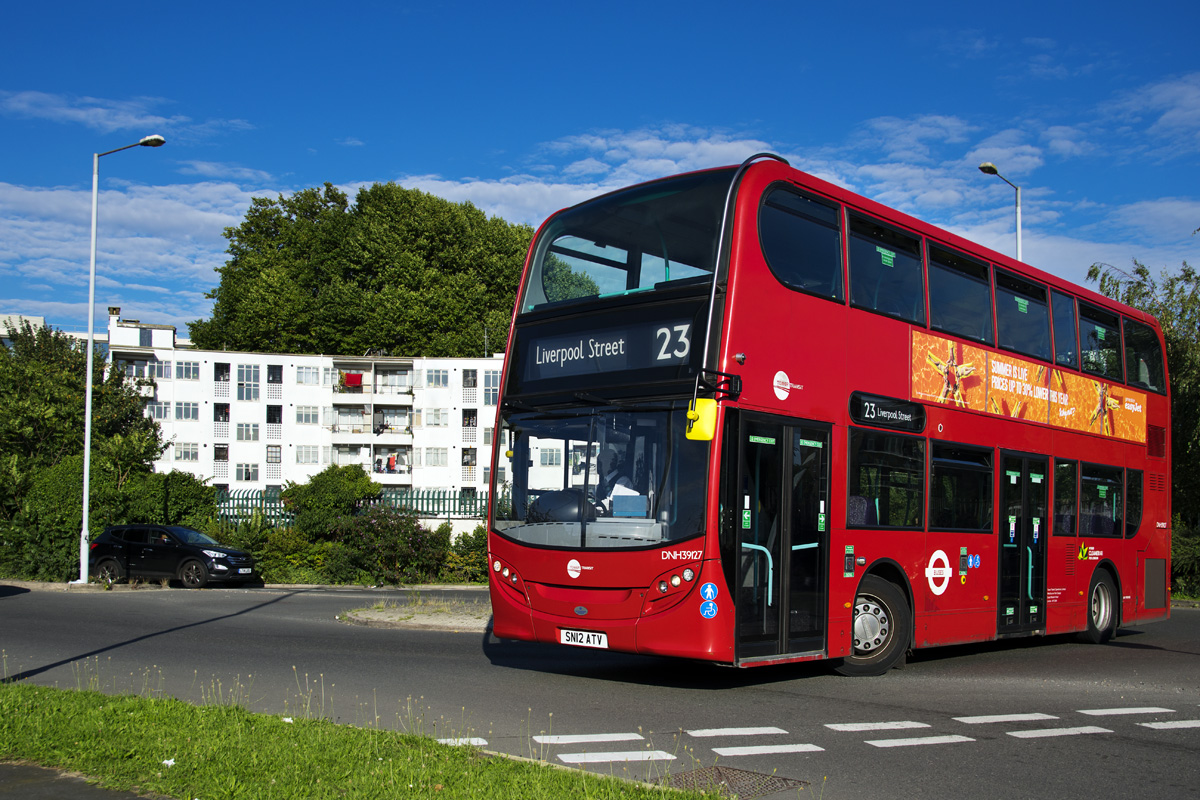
[105,308,504,497]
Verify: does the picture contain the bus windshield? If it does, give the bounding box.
[492,405,708,549]
[520,169,734,314]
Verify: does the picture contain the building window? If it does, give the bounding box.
[484,427,493,445]
[484,371,501,405]
[174,442,199,461]
[140,327,153,347]
[214,445,229,462]
[176,361,200,380]
[296,405,319,424]
[121,360,147,378]
[323,367,337,386]
[296,445,320,464]
[426,369,449,388]
[540,448,562,467]
[297,366,320,385]
[146,401,171,420]
[266,405,282,424]
[267,364,283,384]
[237,364,260,401]
[463,369,477,388]
[175,402,199,421]
[150,360,172,380]
[266,445,281,464]
[427,408,449,427]
[236,423,260,441]
[426,448,448,467]
[215,362,230,382]
[236,463,259,482]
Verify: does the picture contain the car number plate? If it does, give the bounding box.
[237,568,252,574]
[559,629,608,649]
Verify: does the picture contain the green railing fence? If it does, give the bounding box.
[215,488,495,526]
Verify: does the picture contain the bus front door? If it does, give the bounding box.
[998,454,1048,635]
[736,415,830,661]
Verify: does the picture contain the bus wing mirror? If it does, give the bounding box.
[686,398,717,441]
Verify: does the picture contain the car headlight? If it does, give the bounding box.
[201,549,224,559]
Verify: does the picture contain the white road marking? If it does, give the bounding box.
[825,721,930,732]
[712,743,825,756]
[1077,706,1174,716]
[953,713,1058,724]
[1139,720,1200,730]
[687,726,789,737]
[865,735,974,748]
[437,737,488,746]
[1007,726,1111,738]
[559,751,675,763]
[533,733,643,744]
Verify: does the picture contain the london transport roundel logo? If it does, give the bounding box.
[925,550,951,596]
[567,559,582,579]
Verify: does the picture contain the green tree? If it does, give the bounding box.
[1088,259,1200,527]
[280,464,381,540]
[188,183,533,357]
[0,320,163,522]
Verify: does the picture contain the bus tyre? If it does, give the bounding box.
[836,575,910,677]
[1081,570,1117,644]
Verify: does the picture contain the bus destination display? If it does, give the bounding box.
[522,319,693,383]
[849,391,926,432]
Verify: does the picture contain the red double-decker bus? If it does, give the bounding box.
[486,154,1171,675]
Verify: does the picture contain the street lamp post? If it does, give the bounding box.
[74,135,166,585]
[978,162,1022,263]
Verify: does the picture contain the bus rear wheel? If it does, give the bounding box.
[836,575,910,677]
[1081,570,1117,644]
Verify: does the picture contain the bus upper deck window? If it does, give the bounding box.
[847,214,925,325]
[1051,290,1078,369]
[928,245,993,345]
[759,185,844,302]
[1123,318,1165,393]
[1079,303,1123,383]
[995,269,1050,362]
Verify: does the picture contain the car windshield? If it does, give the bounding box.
[519,169,733,314]
[491,405,708,549]
[167,526,220,546]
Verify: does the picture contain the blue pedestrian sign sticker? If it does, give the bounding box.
[700,600,718,619]
[700,583,719,601]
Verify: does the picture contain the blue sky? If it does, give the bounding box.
[3,0,1198,334]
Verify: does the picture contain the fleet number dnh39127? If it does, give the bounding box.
[560,629,608,649]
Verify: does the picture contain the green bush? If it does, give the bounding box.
[327,507,449,584]
[441,524,489,583]
[281,465,380,540]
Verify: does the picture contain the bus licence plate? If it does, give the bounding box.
[237,568,252,574]
[560,629,608,649]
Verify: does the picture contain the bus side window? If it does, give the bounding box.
[928,443,993,531]
[1079,303,1124,383]
[1123,318,1165,393]
[1080,463,1123,538]
[758,185,844,302]
[1051,290,1078,370]
[928,245,993,345]
[847,428,924,529]
[995,269,1051,362]
[847,214,925,325]
[1125,469,1143,539]
[1054,459,1077,536]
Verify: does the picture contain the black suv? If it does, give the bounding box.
[89,525,256,589]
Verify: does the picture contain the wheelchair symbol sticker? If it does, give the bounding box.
[700,601,718,619]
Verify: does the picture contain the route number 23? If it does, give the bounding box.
[656,324,691,361]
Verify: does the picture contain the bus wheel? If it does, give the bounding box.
[836,575,910,677]
[1081,570,1117,644]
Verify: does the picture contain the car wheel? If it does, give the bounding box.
[180,560,209,589]
[835,575,910,677]
[1080,570,1117,644]
[96,560,124,585]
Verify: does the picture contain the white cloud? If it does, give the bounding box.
[0,90,252,141]
[178,161,275,183]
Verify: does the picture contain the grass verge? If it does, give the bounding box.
[0,682,707,799]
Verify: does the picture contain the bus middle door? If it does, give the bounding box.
[998,453,1049,635]
[736,414,830,661]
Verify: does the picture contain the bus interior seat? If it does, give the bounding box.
[847,495,877,527]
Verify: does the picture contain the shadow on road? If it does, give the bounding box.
[1,590,304,684]
[0,585,31,598]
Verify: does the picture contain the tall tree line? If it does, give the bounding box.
[188,183,534,358]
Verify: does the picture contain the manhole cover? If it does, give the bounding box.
[656,765,807,799]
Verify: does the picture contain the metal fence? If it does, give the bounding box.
[214,488,494,526]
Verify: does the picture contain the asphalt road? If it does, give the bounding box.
[3,583,1198,800]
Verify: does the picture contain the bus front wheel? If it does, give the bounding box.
[1081,570,1117,644]
[836,575,910,677]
